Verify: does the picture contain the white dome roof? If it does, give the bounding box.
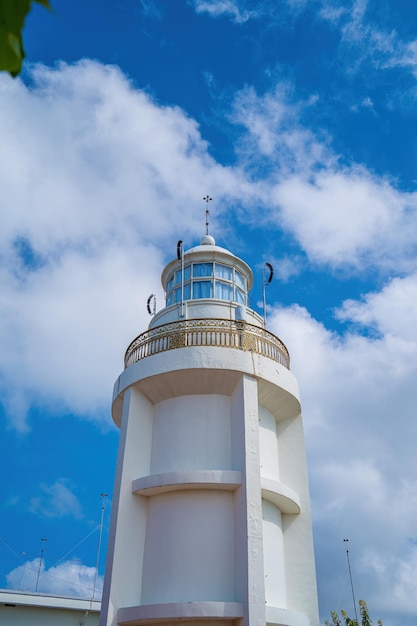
[200,234,216,245]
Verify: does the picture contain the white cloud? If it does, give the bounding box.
[229,83,417,272]
[6,558,102,599]
[317,0,417,84]
[192,0,317,24]
[192,0,417,88]
[140,0,164,20]
[191,0,256,23]
[396,39,417,77]
[318,1,347,24]
[274,170,417,270]
[231,84,332,175]
[361,95,374,108]
[0,60,256,430]
[337,272,417,341]
[267,286,417,623]
[0,61,239,250]
[361,546,417,615]
[29,479,83,519]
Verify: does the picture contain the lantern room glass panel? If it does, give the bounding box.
[193,263,213,278]
[193,280,213,299]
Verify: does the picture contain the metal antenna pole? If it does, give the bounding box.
[262,263,274,327]
[343,539,358,622]
[35,538,47,592]
[92,493,108,600]
[203,196,212,235]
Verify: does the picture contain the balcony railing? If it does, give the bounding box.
[124,318,290,369]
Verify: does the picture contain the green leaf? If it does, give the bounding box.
[0,0,51,76]
[0,0,31,32]
[0,25,24,76]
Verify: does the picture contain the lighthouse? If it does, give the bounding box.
[100,230,319,626]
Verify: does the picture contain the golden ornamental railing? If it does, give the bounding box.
[124,318,290,369]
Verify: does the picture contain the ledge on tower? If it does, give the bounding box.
[118,601,244,625]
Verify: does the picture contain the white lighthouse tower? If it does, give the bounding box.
[100,229,319,626]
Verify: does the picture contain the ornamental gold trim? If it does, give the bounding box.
[124,319,290,369]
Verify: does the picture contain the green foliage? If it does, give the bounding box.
[325,600,382,626]
[0,0,50,77]
[359,599,372,626]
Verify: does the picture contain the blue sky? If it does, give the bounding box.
[1,1,417,624]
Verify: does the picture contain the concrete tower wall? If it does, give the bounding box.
[142,490,235,603]
[101,348,318,626]
[262,500,286,608]
[100,388,152,624]
[259,407,280,479]
[279,416,319,625]
[150,395,231,473]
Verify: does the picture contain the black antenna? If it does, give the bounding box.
[343,539,358,622]
[147,294,156,316]
[265,262,274,283]
[203,196,212,235]
[262,262,274,326]
[177,240,183,261]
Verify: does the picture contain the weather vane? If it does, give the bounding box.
[203,195,212,235]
